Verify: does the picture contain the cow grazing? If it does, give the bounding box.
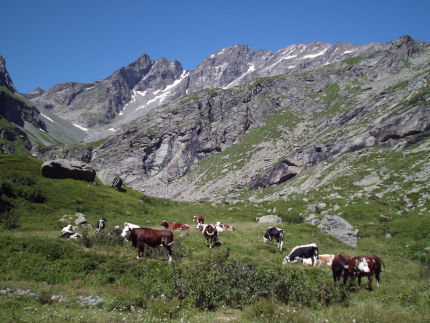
[160,220,190,230]
[196,223,220,248]
[317,254,335,266]
[346,255,384,289]
[216,221,236,231]
[302,254,335,266]
[331,254,351,283]
[95,219,106,233]
[193,216,204,224]
[121,224,174,262]
[262,227,284,250]
[283,243,319,265]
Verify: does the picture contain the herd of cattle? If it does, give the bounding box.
[59,218,384,289]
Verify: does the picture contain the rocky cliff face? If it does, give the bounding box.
[0,56,17,93]
[0,55,46,131]
[36,36,430,205]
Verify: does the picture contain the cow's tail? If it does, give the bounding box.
[380,257,385,272]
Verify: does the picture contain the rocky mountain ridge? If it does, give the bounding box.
[24,39,384,141]
[35,36,430,206]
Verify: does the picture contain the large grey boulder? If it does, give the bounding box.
[318,215,358,247]
[250,161,302,189]
[97,169,123,189]
[74,212,87,225]
[256,215,282,224]
[41,159,96,182]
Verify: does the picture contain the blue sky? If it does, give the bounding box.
[2,0,429,93]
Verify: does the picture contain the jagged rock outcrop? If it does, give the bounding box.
[41,159,96,182]
[96,169,123,190]
[0,56,17,92]
[0,55,45,130]
[0,126,32,154]
[36,144,93,163]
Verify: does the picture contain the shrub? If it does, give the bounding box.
[0,209,19,230]
[0,173,46,203]
[242,297,281,321]
[83,229,124,248]
[279,212,304,224]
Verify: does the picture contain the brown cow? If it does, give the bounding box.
[196,223,220,248]
[346,255,384,289]
[121,225,174,262]
[193,216,204,224]
[331,254,351,284]
[160,220,190,230]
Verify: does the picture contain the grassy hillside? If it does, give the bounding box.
[0,155,429,322]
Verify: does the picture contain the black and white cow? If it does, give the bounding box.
[95,219,106,233]
[59,231,81,239]
[262,227,284,250]
[59,224,80,239]
[283,243,319,266]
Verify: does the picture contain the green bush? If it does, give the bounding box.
[0,173,46,203]
[0,209,19,230]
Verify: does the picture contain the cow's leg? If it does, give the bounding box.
[164,245,173,263]
[343,272,348,285]
[368,275,373,290]
[375,270,381,287]
[137,242,144,259]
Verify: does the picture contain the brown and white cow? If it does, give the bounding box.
[216,221,235,231]
[346,255,384,289]
[196,223,220,248]
[331,254,351,283]
[193,216,204,224]
[124,222,140,230]
[160,220,190,230]
[121,224,174,262]
[303,254,335,266]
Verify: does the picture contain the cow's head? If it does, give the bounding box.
[283,256,295,265]
[160,220,168,228]
[357,258,370,273]
[120,224,132,239]
[63,224,73,232]
[196,223,204,231]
